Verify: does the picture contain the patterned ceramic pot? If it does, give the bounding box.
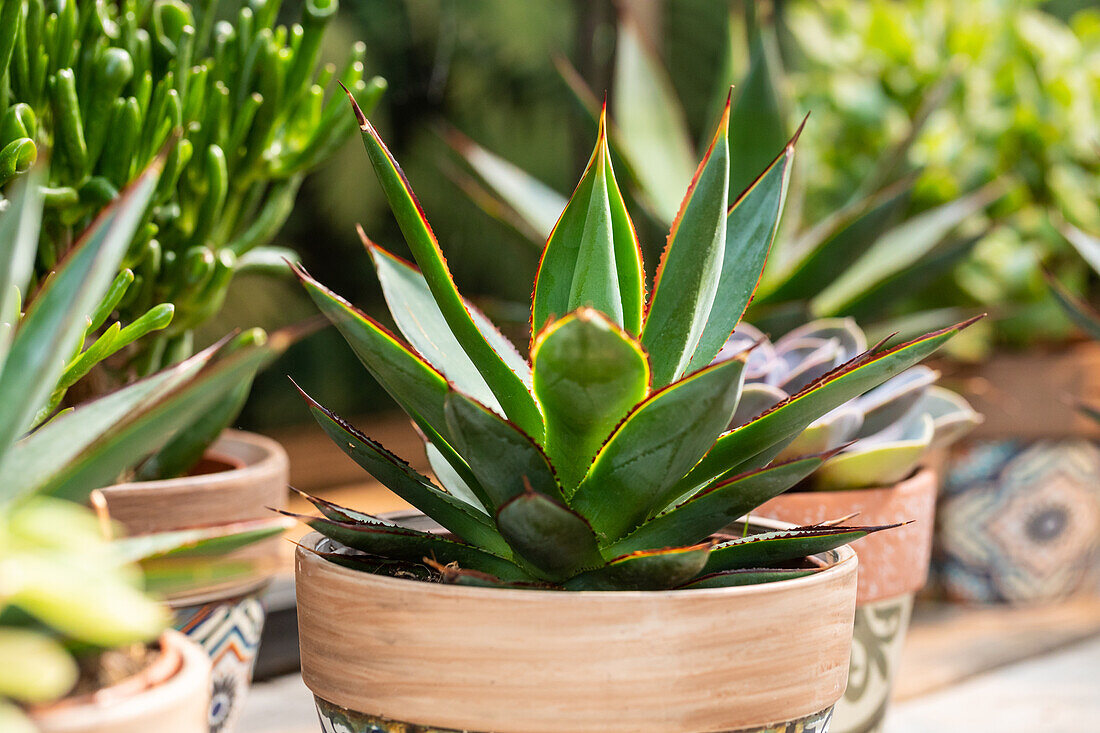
[933,344,1100,604]
[936,438,1100,603]
[30,630,210,733]
[755,468,938,733]
[296,517,859,733]
[97,430,289,733]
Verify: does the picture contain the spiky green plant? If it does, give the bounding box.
[0,165,285,730]
[0,0,384,376]
[282,90,978,592]
[1048,222,1100,424]
[721,318,980,489]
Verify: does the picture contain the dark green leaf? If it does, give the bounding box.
[678,567,818,589]
[700,525,894,575]
[564,543,711,591]
[495,487,602,580]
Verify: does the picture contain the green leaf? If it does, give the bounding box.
[531,109,644,335]
[815,414,934,490]
[296,265,452,441]
[1046,269,1100,341]
[344,88,543,440]
[295,383,510,555]
[444,389,563,512]
[531,308,649,491]
[674,317,979,494]
[290,487,383,525]
[678,567,818,589]
[494,486,602,580]
[366,236,530,414]
[564,543,711,591]
[419,429,489,511]
[611,11,698,223]
[685,124,799,373]
[0,166,43,334]
[112,518,291,563]
[0,343,215,506]
[727,13,788,198]
[641,98,731,387]
[0,161,161,460]
[607,454,829,554]
[36,342,270,501]
[570,354,746,540]
[812,182,1005,316]
[700,525,892,575]
[1061,221,1100,277]
[287,510,531,581]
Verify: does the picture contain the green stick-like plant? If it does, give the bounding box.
[0,163,285,730]
[283,91,978,591]
[0,0,384,376]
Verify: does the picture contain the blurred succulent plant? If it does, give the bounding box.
[0,165,286,730]
[719,318,981,490]
[282,90,977,591]
[0,0,384,377]
[444,3,1004,349]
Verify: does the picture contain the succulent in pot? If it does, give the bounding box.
[0,165,285,733]
[283,89,977,732]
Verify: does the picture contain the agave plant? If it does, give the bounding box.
[1047,222,1100,424]
[0,166,285,730]
[0,0,384,375]
[719,318,981,490]
[281,89,977,592]
[445,3,1010,353]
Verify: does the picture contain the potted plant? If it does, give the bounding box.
[280,86,976,731]
[0,166,286,732]
[1,0,384,719]
[712,318,979,733]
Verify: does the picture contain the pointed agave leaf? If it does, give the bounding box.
[0,165,43,333]
[290,487,382,525]
[0,345,214,506]
[444,389,563,512]
[531,108,644,335]
[0,161,161,459]
[295,265,452,441]
[641,98,731,387]
[36,343,271,501]
[295,384,510,555]
[285,510,531,581]
[1046,269,1100,341]
[607,454,830,554]
[855,366,936,437]
[344,89,543,440]
[686,127,800,373]
[494,486,602,580]
[445,128,567,241]
[112,517,292,563]
[812,182,1005,316]
[365,235,530,413]
[570,355,746,540]
[673,318,980,494]
[700,525,896,575]
[564,543,711,591]
[611,11,698,223]
[531,309,649,491]
[678,567,818,589]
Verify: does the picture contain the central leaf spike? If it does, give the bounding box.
[532,103,645,339]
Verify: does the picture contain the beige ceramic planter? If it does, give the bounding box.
[754,468,937,733]
[30,630,210,733]
[97,429,289,733]
[296,517,858,733]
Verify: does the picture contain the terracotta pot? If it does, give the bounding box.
[295,517,858,733]
[30,630,210,733]
[754,468,938,733]
[97,429,289,733]
[934,345,1100,604]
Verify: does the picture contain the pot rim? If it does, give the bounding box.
[297,513,857,600]
[107,428,286,492]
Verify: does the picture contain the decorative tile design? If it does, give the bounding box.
[936,439,1100,603]
[176,593,267,733]
[314,697,833,733]
[831,595,913,733]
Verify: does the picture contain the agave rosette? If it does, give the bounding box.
[286,90,978,591]
[720,317,981,489]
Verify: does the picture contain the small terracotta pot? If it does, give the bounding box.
[97,429,289,733]
[296,517,858,733]
[754,468,937,733]
[30,630,210,733]
[934,345,1100,604]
